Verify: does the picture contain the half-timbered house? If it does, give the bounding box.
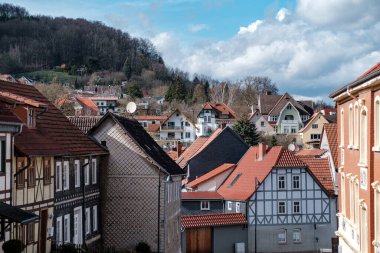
[0,80,108,252]
[218,144,337,252]
[87,112,183,253]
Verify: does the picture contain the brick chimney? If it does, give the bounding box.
[257,143,266,161]
[176,142,183,158]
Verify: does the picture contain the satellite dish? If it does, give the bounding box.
[288,143,295,152]
[126,102,137,114]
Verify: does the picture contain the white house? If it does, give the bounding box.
[88,96,119,115]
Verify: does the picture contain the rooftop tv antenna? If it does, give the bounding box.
[126,102,137,117]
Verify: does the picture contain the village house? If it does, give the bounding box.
[56,97,100,116]
[181,191,224,215]
[177,127,249,182]
[217,144,337,252]
[195,102,237,137]
[329,61,380,253]
[249,109,275,135]
[134,114,168,137]
[86,112,183,253]
[0,80,108,252]
[87,96,119,115]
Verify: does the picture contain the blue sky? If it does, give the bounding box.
[7,0,380,101]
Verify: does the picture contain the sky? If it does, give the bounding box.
[7,0,380,102]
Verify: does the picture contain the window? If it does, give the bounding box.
[85,208,91,234]
[229,173,241,187]
[64,214,70,243]
[310,134,321,140]
[278,229,287,244]
[354,102,359,147]
[236,202,241,213]
[92,159,97,184]
[375,189,380,243]
[340,109,344,146]
[0,140,5,173]
[27,223,34,244]
[341,174,346,214]
[261,121,265,127]
[84,159,89,186]
[56,216,62,245]
[16,158,25,189]
[43,158,51,185]
[27,108,35,128]
[75,160,80,188]
[185,132,190,138]
[200,201,210,210]
[291,128,297,133]
[361,205,368,253]
[354,181,359,225]
[375,98,380,148]
[63,161,69,190]
[278,175,286,190]
[27,159,36,187]
[168,132,175,139]
[349,104,353,146]
[56,162,62,191]
[285,115,294,120]
[293,201,300,214]
[293,229,301,243]
[292,175,300,189]
[287,104,292,110]
[360,108,367,164]
[278,201,286,214]
[312,124,318,129]
[349,179,354,222]
[92,206,98,232]
[227,201,232,210]
[185,122,190,126]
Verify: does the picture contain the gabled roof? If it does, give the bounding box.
[181,192,223,200]
[259,94,283,115]
[186,163,236,188]
[89,112,183,175]
[160,109,196,128]
[321,123,338,168]
[0,102,22,125]
[268,93,309,116]
[200,102,236,119]
[298,112,332,133]
[296,149,326,158]
[67,116,102,134]
[299,157,335,196]
[357,61,380,80]
[0,80,107,156]
[275,148,307,167]
[0,91,47,108]
[181,213,247,229]
[76,97,99,112]
[134,115,168,121]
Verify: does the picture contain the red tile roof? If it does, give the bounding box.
[267,93,309,116]
[147,123,161,132]
[275,148,307,167]
[88,96,118,101]
[181,192,223,200]
[357,61,380,79]
[296,149,326,158]
[218,146,283,201]
[186,163,235,188]
[181,213,247,229]
[322,123,338,168]
[76,97,99,112]
[0,102,22,125]
[67,116,102,133]
[202,102,236,119]
[299,157,335,195]
[0,91,47,108]
[134,115,168,121]
[0,80,107,156]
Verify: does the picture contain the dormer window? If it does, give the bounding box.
[287,104,292,110]
[27,108,35,128]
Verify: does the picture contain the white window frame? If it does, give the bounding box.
[354,180,359,225]
[227,201,232,211]
[200,201,210,210]
[56,216,63,245]
[360,203,368,253]
[359,107,368,165]
[349,104,353,147]
[354,102,359,148]
[278,175,286,190]
[349,179,354,222]
[92,206,98,232]
[56,162,62,192]
[84,159,89,186]
[293,228,301,243]
[292,175,300,189]
[340,109,344,147]
[64,214,70,243]
[74,160,80,188]
[63,161,69,190]
[293,201,300,214]
[375,188,380,243]
[236,202,241,213]
[374,97,380,150]
[341,173,346,215]
[278,229,287,244]
[278,201,286,214]
[92,158,97,184]
[312,124,318,129]
[85,207,91,235]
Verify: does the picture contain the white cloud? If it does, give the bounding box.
[188,23,209,33]
[276,8,290,22]
[238,20,263,35]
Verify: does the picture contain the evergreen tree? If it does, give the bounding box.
[165,76,186,102]
[232,114,260,146]
[126,82,143,99]
[270,135,278,146]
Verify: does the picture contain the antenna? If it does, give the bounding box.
[126,102,137,114]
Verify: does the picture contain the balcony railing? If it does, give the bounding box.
[161,126,184,130]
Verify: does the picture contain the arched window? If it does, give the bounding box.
[341,173,345,215]
[354,102,359,148]
[340,109,344,147]
[360,107,368,165]
[360,203,368,253]
[349,104,353,146]
[374,97,380,149]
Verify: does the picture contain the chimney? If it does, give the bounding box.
[257,143,266,161]
[177,142,183,158]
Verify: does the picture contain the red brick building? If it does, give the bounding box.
[330,62,380,253]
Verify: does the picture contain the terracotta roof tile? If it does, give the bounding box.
[134,115,168,121]
[322,123,338,168]
[67,116,102,133]
[299,157,335,195]
[181,192,223,200]
[147,123,161,132]
[76,97,99,112]
[181,213,247,229]
[88,96,118,101]
[0,102,22,125]
[275,148,307,167]
[177,137,209,168]
[357,61,380,79]
[186,163,235,188]
[201,102,236,119]
[0,91,47,108]
[0,80,106,156]
[296,149,326,158]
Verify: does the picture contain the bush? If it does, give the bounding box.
[59,244,77,253]
[2,239,25,253]
[135,242,151,253]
